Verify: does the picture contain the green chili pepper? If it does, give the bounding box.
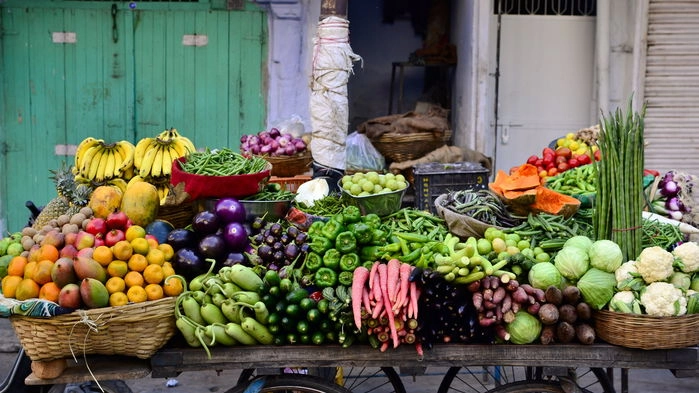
[322,248,341,270]
[314,267,337,288]
[342,205,362,224]
[309,235,333,254]
[348,222,373,245]
[339,252,360,271]
[304,251,323,272]
[335,231,357,254]
[307,220,326,238]
[321,218,345,241]
[338,271,354,286]
[359,245,381,261]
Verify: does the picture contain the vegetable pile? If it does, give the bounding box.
[240,128,308,157]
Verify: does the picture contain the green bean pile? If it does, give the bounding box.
[181,148,269,176]
[295,195,346,217]
[383,208,449,241]
[437,189,523,228]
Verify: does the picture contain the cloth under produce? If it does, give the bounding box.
[309,16,362,171]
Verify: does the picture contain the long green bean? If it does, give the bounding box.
[181,148,269,176]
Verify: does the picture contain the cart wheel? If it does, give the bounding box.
[235,367,405,393]
[226,374,352,393]
[47,380,132,393]
[436,366,615,393]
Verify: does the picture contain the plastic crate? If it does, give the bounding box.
[412,162,490,213]
[269,175,312,192]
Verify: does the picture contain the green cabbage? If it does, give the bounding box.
[588,239,623,273]
[563,235,594,253]
[506,311,542,344]
[577,267,616,310]
[554,246,590,282]
[528,262,562,290]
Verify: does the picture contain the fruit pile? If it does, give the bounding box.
[524,133,600,183]
[1,206,184,309]
[340,171,408,197]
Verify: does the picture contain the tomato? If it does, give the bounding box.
[535,158,544,167]
[578,153,591,165]
[547,167,559,177]
[568,158,580,168]
[542,155,554,167]
[527,155,539,165]
[542,147,556,157]
[594,149,601,161]
[557,162,570,172]
[555,155,568,164]
[555,147,572,158]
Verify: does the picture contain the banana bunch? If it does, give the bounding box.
[73,138,136,184]
[134,128,196,180]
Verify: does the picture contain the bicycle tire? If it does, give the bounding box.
[226,374,353,393]
[437,366,615,393]
[483,381,565,393]
[236,367,405,393]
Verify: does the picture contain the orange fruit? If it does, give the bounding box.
[105,276,126,294]
[158,243,175,261]
[127,254,148,272]
[92,245,114,267]
[125,225,147,242]
[7,256,28,277]
[2,275,22,298]
[32,260,55,285]
[109,292,129,307]
[130,238,150,256]
[123,271,145,288]
[126,285,147,303]
[23,261,37,280]
[146,248,165,266]
[143,264,164,285]
[161,262,176,279]
[144,283,164,301]
[162,275,185,297]
[111,240,134,261]
[39,282,61,303]
[15,278,40,301]
[107,260,129,278]
[146,236,159,250]
[37,244,60,263]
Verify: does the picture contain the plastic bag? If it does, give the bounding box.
[345,131,385,172]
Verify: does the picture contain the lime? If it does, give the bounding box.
[350,183,363,196]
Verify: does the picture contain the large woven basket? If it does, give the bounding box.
[370,130,452,163]
[262,151,313,177]
[594,310,699,350]
[10,297,177,362]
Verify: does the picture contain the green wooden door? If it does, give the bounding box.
[0,1,267,233]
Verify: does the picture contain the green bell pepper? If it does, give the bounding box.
[335,231,357,254]
[359,245,381,262]
[339,252,360,271]
[361,213,382,228]
[370,227,389,245]
[338,271,354,286]
[341,205,362,224]
[321,218,345,241]
[322,248,341,270]
[307,220,326,238]
[348,222,373,245]
[309,235,333,254]
[314,267,337,288]
[304,251,323,272]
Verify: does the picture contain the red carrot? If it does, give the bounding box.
[393,263,413,311]
[387,259,401,303]
[362,287,372,317]
[409,281,419,319]
[378,263,399,348]
[369,261,379,290]
[352,266,370,330]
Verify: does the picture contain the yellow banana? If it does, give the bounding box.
[115,140,135,177]
[74,173,90,185]
[127,175,145,188]
[122,165,135,181]
[107,178,128,194]
[150,144,164,178]
[158,129,172,141]
[110,146,123,178]
[81,144,103,179]
[138,142,159,178]
[160,146,173,176]
[88,147,106,181]
[74,137,102,170]
[169,139,187,160]
[134,137,154,170]
[177,135,196,153]
[103,148,117,181]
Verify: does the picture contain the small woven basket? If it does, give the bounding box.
[370,130,452,162]
[594,310,699,349]
[263,151,313,177]
[157,202,195,228]
[10,297,177,362]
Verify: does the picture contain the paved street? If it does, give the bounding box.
[1,318,697,392]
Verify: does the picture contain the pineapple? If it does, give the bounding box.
[32,163,91,229]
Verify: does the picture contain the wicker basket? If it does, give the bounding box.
[263,151,313,177]
[594,310,699,350]
[10,297,177,362]
[370,130,452,163]
[157,202,195,229]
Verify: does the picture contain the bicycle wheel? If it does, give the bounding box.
[226,374,352,393]
[235,367,405,393]
[437,366,615,393]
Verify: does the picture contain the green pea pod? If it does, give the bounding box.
[201,303,229,325]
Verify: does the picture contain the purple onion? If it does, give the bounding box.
[269,128,281,138]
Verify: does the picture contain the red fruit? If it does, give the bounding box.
[568,158,580,168]
[85,218,108,236]
[106,211,129,231]
[555,147,572,159]
[542,155,554,167]
[104,229,125,247]
[555,155,568,165]
[577,154,591,165]
[594,149,601,161]
[535,158,544,167]
[547,167,559,177]
[557,162,570,172]
[542,147,556,157]
[527,155,539,165]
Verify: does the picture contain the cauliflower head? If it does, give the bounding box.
[636,246,675,283]
[615,260,641,291]
[640,282,687,316]
[672,241,699,273]
[609,291,642,314]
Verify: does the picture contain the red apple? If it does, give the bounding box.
[106,211,129,231]
[75,231,95,250]
[59,244,79,258]
[85,217,108,236]
[104,229,125,247]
